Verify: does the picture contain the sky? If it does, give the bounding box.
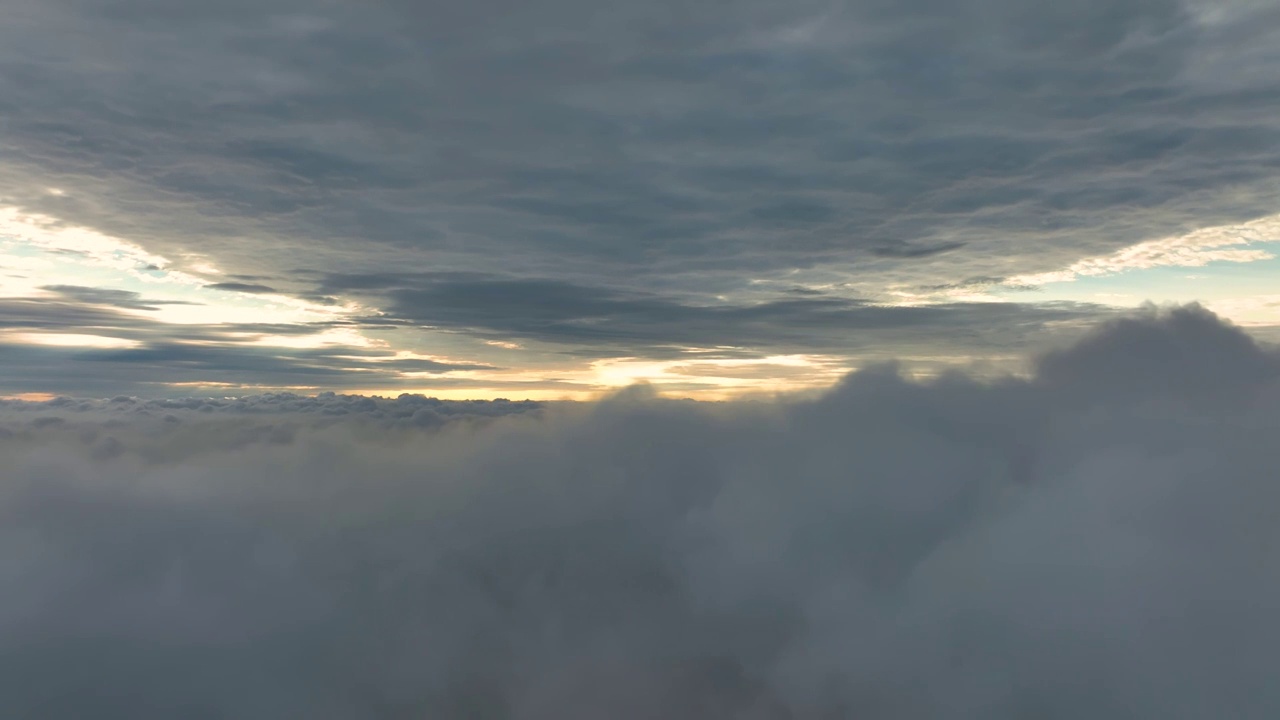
[4,3,1280,716]
[2,0,1279,398]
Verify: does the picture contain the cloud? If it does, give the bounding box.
[0,305,1277,717]
[206,282,280,294]
[1,391,543,435]
[334,273,1115,355]
[0,340,496,397]
[3,0,1280,389]
[2,0,1279,315]
[1005,213,1280,287]
[870,241,968,259]
[41,284,202,311]
[0,294,495,396]
[0,275,1127,396]
[1037,302,1278,399]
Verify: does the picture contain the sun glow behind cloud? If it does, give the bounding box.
[589,354,851,392]
[2,332,141,349]
[0,204,358,327]
[0,205,174,277]
[4,198,1280,398]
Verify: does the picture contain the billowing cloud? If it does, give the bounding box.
[1,305,1277,716]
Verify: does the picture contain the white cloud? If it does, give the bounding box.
[1006,213,1280,287]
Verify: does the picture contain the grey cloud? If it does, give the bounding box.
[0,341,495,397]
[318,271,486,294]
[0,298,152,332]
[313,270,1118,363]
[356,274,1114,354]
[41,284,201,311]
[206,282,280,294]
[1037,303,1279,401]
[0,306,1277,717]
[870,241,967,259]
[0,392,543,441]
[1,0,1278,311]
[0,295,307,341]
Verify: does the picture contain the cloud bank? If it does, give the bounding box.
[1,305,1278,717]
[5,0,1280,314]
[5,0,1280,391]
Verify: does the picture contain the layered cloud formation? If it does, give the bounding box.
[3,0,1280,396]
[2,306,1277,717]
[6,0,1279,291]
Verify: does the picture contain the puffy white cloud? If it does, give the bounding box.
[0,305,1277,717]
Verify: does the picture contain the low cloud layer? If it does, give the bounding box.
[2,305,1278,717]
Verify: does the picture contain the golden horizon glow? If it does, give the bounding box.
[4,332,141,349]
[3,202,1279,399]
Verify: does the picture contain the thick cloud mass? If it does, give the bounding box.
[2,305,1279,718]
[4,0,1280,307]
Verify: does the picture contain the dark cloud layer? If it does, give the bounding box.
[205,282,280,294]
[1,306,1278,717]
[42,284,201,311]
[317,271,1120,358]
[0,340,494,397]
[2,0,1279,312]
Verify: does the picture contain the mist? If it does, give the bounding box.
[2,304,1277,718]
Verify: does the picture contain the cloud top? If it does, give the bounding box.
[1,306,1277,717]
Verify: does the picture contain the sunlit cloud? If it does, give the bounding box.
[1005,213,1280,288]
[1204,295,1280,326]
[884,287,1005,306]
[588,353,852,395]
[245,326,379,349]
[0,205,180,280]
[0,204,367,345]
[3,332,140,349]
